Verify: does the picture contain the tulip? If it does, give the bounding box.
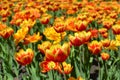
[0,27,14,39]
[66,17,77,32]
[101,39,110,47]
[38,41,52,54]
[15,48,34,65]
[61,62,73,74]
[101,52,110,60]
[69,31,91,46]
[45,43,70,62]
[40,61,61,73]
[75,20,88,31]
[23,32,42,45]
[0,22,7,30]
[43,27,66,44]
[112,24,120,35]
[14,27,28,45]
[40,13,52,24]
[88,40,102,55]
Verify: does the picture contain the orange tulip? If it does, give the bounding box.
[53,17,66,33]
[75,20,88,31]
[40,61,61,73]
[103,19,114,29]
[89,29,98,38]
[43,27,66,44]
[23,32,42,45]
[101,52,110,61]
[14,27,28,45]
[98,28,107,34]
[61,62,73,74]
[69,31,91,46]
[38,41,52,54]
[0,27,14,39]
[40,13,52,24]
[0,22,7,30]
[88,40,102,55]
[66,17,77,32]
[45,43,70,62]
[15,48,34,65]
[101,39,110,47]
[112,24,120,35]
[101,32,108,38]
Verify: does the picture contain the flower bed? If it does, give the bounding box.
[0,0,120,80]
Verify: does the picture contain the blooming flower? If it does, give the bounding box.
[45,43,70,62]
[14,27,29,45]
[69,31,91,46]
[101,39,110,47]
[53,17,66,33]
[20,19,36,29]
[40,13,52,24]
[15,48,34,65]
[75,20,88,31]
[40,61,61,73]
[0,22,7,30]
[88,40,102,55]
[106,40,118,50]
[23,32,42,45]
[0,27,14,39]
[112,24,120,35]
[61,62,73,74]
[101,52,110,61]
[43,27,66,44]
[38,41,52,54]
[66,17,77,32]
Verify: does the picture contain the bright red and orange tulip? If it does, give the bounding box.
[101,52,110,60]
[45,43,70,62]
[88,40,102,55]
[23,32,42,45]
[69,31,91,46]
[40,60,61,73]
[15,48,34,65]
[38,41,52,54]
[0,27,14,39]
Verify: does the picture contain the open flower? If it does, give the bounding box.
[101,39,110,47]
[66,17,77,32]
[61,62,73,74]
[15,48,34,65]
[0,22,7,30]
[0,27,14,39]
[112,24,120,35]
[69,31,91,46]
[20,19,36,29]
[23,32,42,45]
[53,24,66,33]
[75,20,88,31]
[40,61,61,73]
[14,27,29,45]
[101,52,110,61]
[45,43,70,62]
[88,40,102,55]
[43,27,66,44]
[106,40,118,50]
[38,41,52,54]
[40,13,52,24]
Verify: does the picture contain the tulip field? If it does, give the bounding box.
[1,0,120,80]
